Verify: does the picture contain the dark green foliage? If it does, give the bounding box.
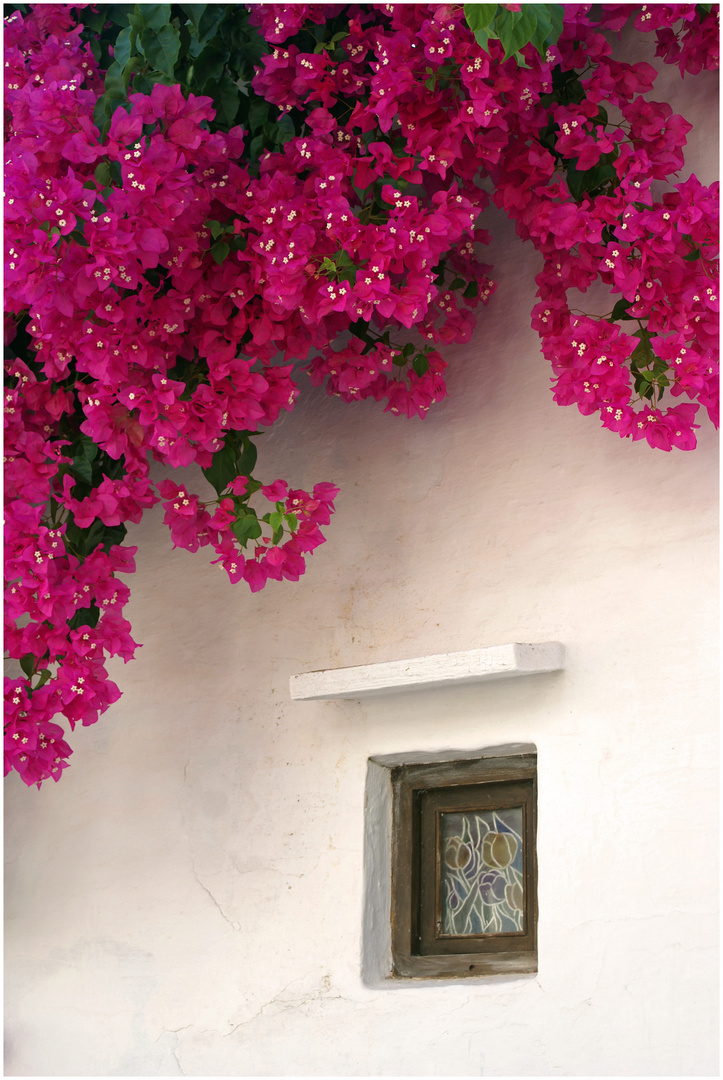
[81,3,273,153]
[202,431,258,497]
[464,3,564,64]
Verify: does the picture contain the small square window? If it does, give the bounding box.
[363,746,537,983]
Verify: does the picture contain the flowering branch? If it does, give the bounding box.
[4,3,718,786]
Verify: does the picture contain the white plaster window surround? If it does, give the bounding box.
[289,642,564,700]
[363,744,538,986]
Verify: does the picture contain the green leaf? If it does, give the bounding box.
[499,7,538,61]
[683,247,701,262]
[139,23,180,77]
[180,4,207,30]
[104,60,126,101]
[247,95,269,134]
[94,161,112,187]
[284,512,298,532]
[210,240,230,265]
[268,511,284,532]
[101,523,128,554]
[472,27,491,51]
[249,133,265,161]
[463,4,498,32]
[567,166,593,198]
[202,432,257,495]
[202,441,238,496]
[70,455,94,486]
[610,298,633,320]
[530,6,551,51]
[565,158,617,201]
[69,603,101,631]
[463,280,479,299]
[79,435,100,462]
[107,5,135,27]
[197,4,226,44]
[232,511,262,545]
[546,4,565,46]
[192,42,230,89]
[212,74,240,128]
[127,9,145,34]
[332,248,354,268]
[122,55,145,92]
[236,435,258,476]
[34,669,52,690]
[82,7,110,32]
[202,444,235,494]
[19,654,36,679]
[245,519,262,541]
[113,25,135,70]
[548,65,585,105]
[276,111,295,145]
[69,519,98,553]
[137,4,171,31]
[129,73,153,95]
[529,4,564,53]
[412,354,430,377]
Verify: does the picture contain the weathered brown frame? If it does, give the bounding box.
[390,752,537,979]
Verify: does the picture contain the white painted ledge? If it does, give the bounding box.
[289,642,564,701]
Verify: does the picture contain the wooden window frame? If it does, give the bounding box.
[390,752,537,979]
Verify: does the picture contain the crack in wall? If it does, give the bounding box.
[191,868,241,931]
[172,1043,187,1077]
[222,972,317,1038]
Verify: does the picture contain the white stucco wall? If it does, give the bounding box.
[4,30,718,1078]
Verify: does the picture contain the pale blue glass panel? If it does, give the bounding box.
[440,806,524,936]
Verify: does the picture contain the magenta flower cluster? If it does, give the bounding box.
[4,3,719,786]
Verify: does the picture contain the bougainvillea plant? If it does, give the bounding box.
[4,3,719,786]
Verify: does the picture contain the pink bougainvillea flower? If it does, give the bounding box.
[3,2,718,785]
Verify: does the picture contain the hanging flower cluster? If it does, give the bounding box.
[487,6,719,450]
[4,3,719,786]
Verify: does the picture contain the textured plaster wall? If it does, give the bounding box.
[4,31,718,1078]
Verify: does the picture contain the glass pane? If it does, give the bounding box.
[440,806,524,936]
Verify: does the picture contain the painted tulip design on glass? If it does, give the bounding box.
[483,831,517,869]
[440,807,524,935]
[505,880,524,911]
[444,836,472,870]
